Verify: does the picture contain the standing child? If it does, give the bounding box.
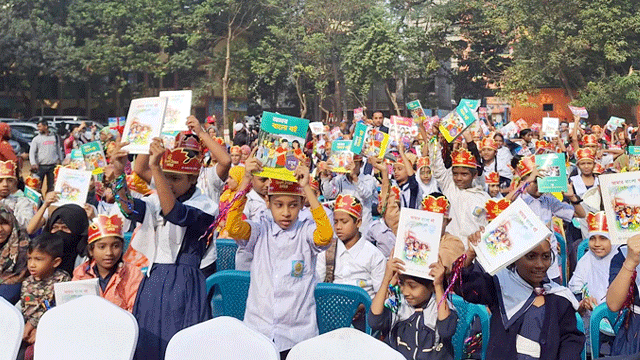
[392,143,422,209]
[235,173,271,271]
[226,156,333,359]
[72,214,143,312]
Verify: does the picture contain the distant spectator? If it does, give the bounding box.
[232,123,249,146]
[0,123,17,162]
[29,120,63,193]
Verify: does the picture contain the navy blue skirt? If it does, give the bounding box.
[133,253,209,360]
[612,312,640,356]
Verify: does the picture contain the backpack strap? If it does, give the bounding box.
[324,238,338,283]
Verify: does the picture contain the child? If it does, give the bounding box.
[226,155,333,358]
[392,142,422,209]
[479,136,511,192]
[235,173,271,271]
[416,156,438,197]
[72,214,143,312]
[570,148,598,198]
[0,207,30,304]
[20,234,70,355]
[216,165,245,239]
[458,233,584,359]
[230,145,242,167]
[114,134,217,360]
[0,160,36,230]
[485,171,503,199]
[421,193,466,274]
[369,251,457,359]
[364,157,400,257]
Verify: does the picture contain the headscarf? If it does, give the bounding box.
[0,206,30,285]
[0,123,9,141]
[45,204,89,275]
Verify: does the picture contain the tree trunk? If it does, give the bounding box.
[86,77,91,118]
[222,24,233,142]
[331,53,342,121]
[385,81,401,116]
[294,74,307,118]
[558,69,574,101]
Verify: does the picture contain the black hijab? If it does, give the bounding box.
[45,204,89,275]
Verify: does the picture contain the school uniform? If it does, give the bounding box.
[396,174,423,209]
[235,189,268,271]
[569,173,599,198]
[457,263,584,360]
[321,173,378,230]
[363,218,397,258]
[73,260,143,312]
[316,238,386,298]
[608,246,640,356]
[0,191,36,230]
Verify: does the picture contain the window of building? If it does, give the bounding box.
[542,103,553,111]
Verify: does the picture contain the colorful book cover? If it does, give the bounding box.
[329,140,353,173]
[309,122,325,135]
[330,127,343,140]
[80,141,108,174]
[388,116,418,149]
[159,90,192,132]
[122,97,167,154]
[351,122,389,159]
[54,168,92,206]
[406,100,427,124]
[568,106,588,119]
[393,208,443,280]
[439,99,480,142]
[541,117,559,138]
[473,197,552,275]
[353,107,364,122]
[629,146,640,171]
[24,186,41,206]
[161,131,181,150]
[536,153,568,193]
[599,172,640,244]
[606,116,625,132]
[254,112,309,182]
[500,122,519,139]
[68,149,87,171]
[108,117,120,129]
[53,278,100,305]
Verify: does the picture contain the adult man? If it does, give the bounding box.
[371,111,389,134]
[29,120,63,193]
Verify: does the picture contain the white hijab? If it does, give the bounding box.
[569,245,618,303]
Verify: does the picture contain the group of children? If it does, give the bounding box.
[2,110,640,360]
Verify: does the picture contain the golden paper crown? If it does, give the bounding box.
[485,199,511,221]
[0,160,16,179]
[88,214,124,244]
[480,137,498,150]
[335,194,363,219]
[175,132,202,153]
[396,153,417,167]
[268,179,303,196]
[575,147,596,163]
[593,162,605,175]
[535,140,553,153]
[515,155,536,178]
[485,171,500,185]
[161,148,202,174]
[582,134,598,147]
[416,157,431,169]
[214,137,226,146]
[451,148,478,168]
[309,177,320,191]
[381,185,402,204]
[421,194,450,215]
[230,145,241,155]
[587,211,608,237]
[25,175,41,189]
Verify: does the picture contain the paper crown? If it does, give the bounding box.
[582,134,598,147]
[485,171,500,185]
[175,132,202,153]
[416,157,431,169]
[230,146,241,155]
[214,137,226,146]
[381,185,402,204]
[309,177,320,191]
[591,125,602,132]
[480,137,498,150]
[485,199,511,221]
[126,174,152,196]
[161,148,202,174]
[421,194,450,215]
[396,152,417,167]
[451,148,478,168]
[88,214,124,244]
[515,155,536,178]
[575,147,596,163]
[593,162,605,175]
[587,211,609,238]
[535,140,553,153]
[54,165,62,182]
[25,175,41,189]
[268,179,303,196]
[335,194,363,219]
[0,160,16,179]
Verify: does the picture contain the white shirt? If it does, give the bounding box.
[197,165,225,268]
[316,238,386,298]
[240,212,329,351]
[363,219,397,258]
[321,174,378,230]
[235,190,269,271]
[1,191,36,230]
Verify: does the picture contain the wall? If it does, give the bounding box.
[509,88,573,125]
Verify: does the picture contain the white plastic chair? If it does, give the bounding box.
[0,296,24,360]
[34,295,138,360]
[286,328,406,360]
[165,316,279,360]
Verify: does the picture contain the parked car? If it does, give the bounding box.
[7,122,39,142]
[0,117,21,123]
[10,128,31,154]
[28,115,91,124]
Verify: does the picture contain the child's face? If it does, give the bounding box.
[252,176,270,196]
[226,177,239,191]
[577,160,595,176]
[241,152,249,161]
[589,235,612,258]
[419,166,432,184]
[163,172,196,198]
[488,183,500,197]
[393,163,409,184]
[231,153,241,165]
[333,211,361,242]
[89,236,123,273]
[515,240,552,287]
[268,194,303,230]
[481,148,496,162]
[0,177,17,198]
[399,276,432,308]
[452,166,474,189]
[0,221,12,244]
[27,249,61,281]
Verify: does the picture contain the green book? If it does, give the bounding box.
[536,153,568,193]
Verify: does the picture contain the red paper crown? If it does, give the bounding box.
[175,132,202,153]
[480,137,498,150]
[396,153,417,167]
[485,171,500,185]
[575,147,595,163]
[268,179,303,196]
[230,146,241,155]
[161,148,202,174]
[0,160,16,179]
[54,165,62,182]
[309,178,320,191]
[593,162,605,175]
[214,137,226,146]
[25,175,41,189]
[535,140,553,153]
[381,185,402,204]
[335,194,363,219]
[485,199,511,221]
[515,155,536,178]
[416,157,431,169]
[88,214,124,244]
[451,148,478,168]
[587,211,608,237]
[582,134,598,147]
[421,194,450,215]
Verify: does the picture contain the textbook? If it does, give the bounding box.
[438,99,480,142]
[536,153,568,193]
[472,197,552,275]
[541,117,559,138]
[68,149,87,171]
[24,186,41,206]
[406,100,427,124]
[351,122,389,159]
[80,141,108,174]
[54,168,92,206]
[393,208,443,280]
[254,112,309,182]
[353,107,364,122]
[161,131,181,150]
[329,140,353,173]
[630,146,640,171]
[568,106,588,119]
[500,122,519,139]
[54,278,100,306]
[599,171,640,244]
[159,90,192,132]
[309,122,325,135]
[606,116,625,132]
[387,116,418,149]
[122,97,167,154]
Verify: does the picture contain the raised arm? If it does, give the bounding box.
[296,164,333,246]
[187,115,231,181]
[227,156,261,242]
[148,138,175,216]
[26,192,59,235]
[570,114,581,152]
[607,235,640,312]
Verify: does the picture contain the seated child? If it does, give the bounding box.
[20,234,70,357]
[72,214,143,312]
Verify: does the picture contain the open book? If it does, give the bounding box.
[393,208,443,280]
[54,278,100,306]
[122,97,167,154]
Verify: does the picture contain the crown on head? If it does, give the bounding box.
[416,157,431,169]
[309,178,320,191]
[175,132,202,153]
[335,194,363,219]
[575,147,596,163]
[230,145,241,155]
[480,137,498,151]
[593,162,605,175]
[485,199,511,221]
[587,211,608,237]
[25,175,41,189]
[268,179,303,196]
[515,155,536,178]
[0,160,16,179]
[88,214,124,244]
[485,171,500,185]
[421,194,450,215]
[161,148,202,174]
[451,148,478,169]
[582,134,598,147]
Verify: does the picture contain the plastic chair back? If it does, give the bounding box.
[314,283,372,335]
[0,297,23,360]
[286,327,405,360]
[34,295,138,360]
[216,239,238,271]
[165,316,278,360]
[590,303,626,358]
[575,312,586,360]
[450,294,490,360]
[577,238,590,262]
[123,231,133,252]
[205,270,251,320]
[555,232,568,286]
